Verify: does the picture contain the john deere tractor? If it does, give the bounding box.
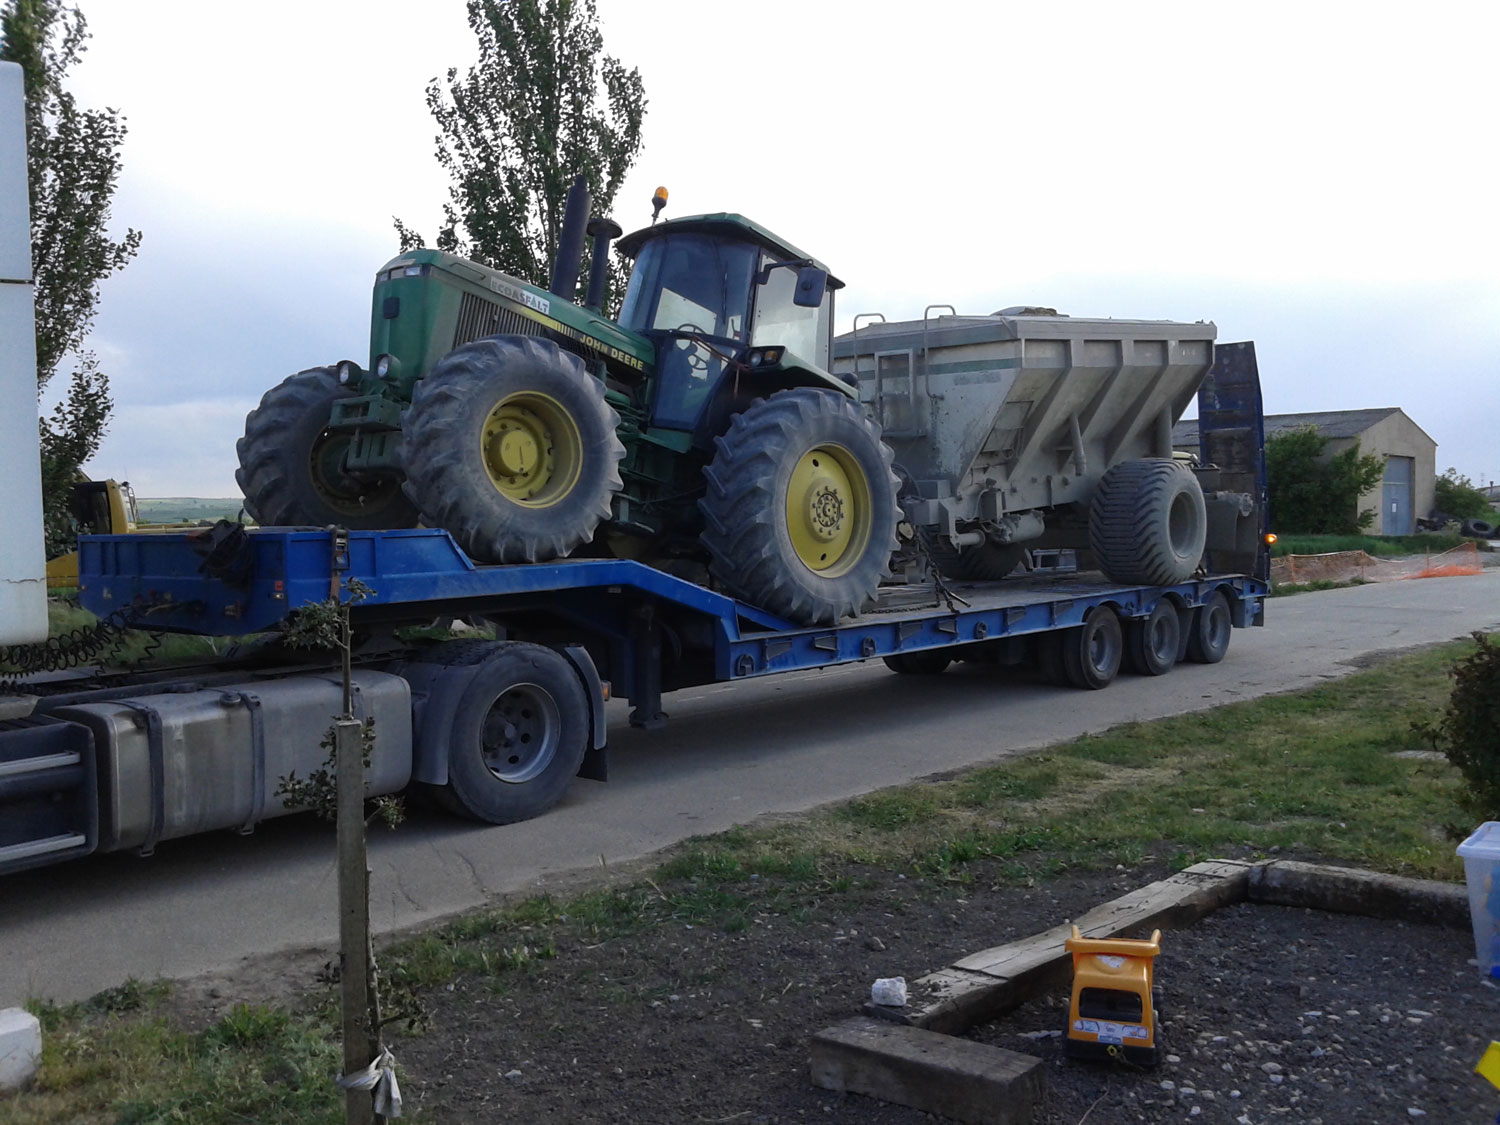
[236,182,900,625]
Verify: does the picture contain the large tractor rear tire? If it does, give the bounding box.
[700,389,900,625]
[400,336,624,564]
[1089,458,1207,586]
[236,367,419,529]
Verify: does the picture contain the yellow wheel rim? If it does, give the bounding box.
[786,444,872,575]
[480,392,582,507]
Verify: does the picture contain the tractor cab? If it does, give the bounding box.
[615,214,847,433]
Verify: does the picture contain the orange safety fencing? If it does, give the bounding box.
[1270,541,1484,587]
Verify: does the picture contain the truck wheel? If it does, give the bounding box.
[883,650,953,675]
[235,367,419,528]
[1089,459,1207,586]
[1125,600,1181,676]
[400,336,624,563]
[1185,590,1232,664]
[700,389,900,625]
[1062,606,1123,690]
[437,642,589,824]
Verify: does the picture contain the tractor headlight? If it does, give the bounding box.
[745,348,785,369]
[747,349,763,367]
[374,354,400,382]
[335,360,362,387]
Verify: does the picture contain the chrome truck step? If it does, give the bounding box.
[0,715,97,876]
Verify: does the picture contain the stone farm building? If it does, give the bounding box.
[1173,408,1436,535]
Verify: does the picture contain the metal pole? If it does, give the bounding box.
[336,715,375,1125]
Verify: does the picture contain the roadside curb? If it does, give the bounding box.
[811,857,1468,1123]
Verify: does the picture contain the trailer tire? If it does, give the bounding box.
[435,642,589,824]
[1184,590,1233,664]
[700,389,900,625]
[883,650,953,675]
[1126,599,1181,676]
[236,367,420,528]
[1089,459,1207,586]
[1062,606,1123,690]
[1462,518,1496,539]
[1036,630,1069,686]
[401,336,624,564]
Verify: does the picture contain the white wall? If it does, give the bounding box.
[0,62,48,645]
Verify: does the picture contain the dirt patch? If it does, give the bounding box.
[378,860,1496,1123]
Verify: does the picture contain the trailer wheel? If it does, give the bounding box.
[1035,630,1069,686]
[236,367,420,528]
[1062,606,1123,690]
[883,650,953,675]
[700,389,900,625]
[401,336,624,564]
[437,642,589,824]
[1125,600,1181,676]
[1185,590,1232,664]
[1089,459,1207,585]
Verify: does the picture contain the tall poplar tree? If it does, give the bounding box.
[1,0,140,554]
[395,0,645,309]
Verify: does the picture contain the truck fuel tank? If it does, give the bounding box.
[50,671,412,854]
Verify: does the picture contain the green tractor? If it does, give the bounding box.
[236,183,899,625]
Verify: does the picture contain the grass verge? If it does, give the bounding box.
[4,633,1489,1122]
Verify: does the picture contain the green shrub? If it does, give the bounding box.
[1266,428,1386,534]
[1415,632,1500,822]
[1434,468,1498,520]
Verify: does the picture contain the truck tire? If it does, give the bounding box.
[400,336,624,564]
[235,367,420,528]
[1462,518,1496,539]
[1089,459,1207,586]
[700,389,900,625]
[883,650,953,675]
[1062,606,1123,690]
[1125,599,1181,676]
[434,641,589,824]
[1184,590,1232,664]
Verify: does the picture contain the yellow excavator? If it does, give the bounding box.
[45,480,140,590]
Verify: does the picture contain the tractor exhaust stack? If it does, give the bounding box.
[549,175,591,299]
[584,217,623,312]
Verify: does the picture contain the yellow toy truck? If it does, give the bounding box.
[1063,925,1162,1067]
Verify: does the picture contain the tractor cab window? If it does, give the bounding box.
[619,233,758,430]
[751,255,832,369]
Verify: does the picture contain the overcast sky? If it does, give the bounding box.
[50,0,1500,497]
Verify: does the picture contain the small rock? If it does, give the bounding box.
[865,936,886,952]
[1262,1061,1283,1074]
[1270,1073,1284,1085]
[1190,1107,1201,1117]
[669,994,681,1003]
[1202,1091,1216,1101]
[1230,1090,1241,1098]
[1160,1079,1176,1091]
[1167,1054,1182,1064]
[504,1069,523,1083]
[1408,1110,1426,1118]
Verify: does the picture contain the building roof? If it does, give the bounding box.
[1172,407,1414,448]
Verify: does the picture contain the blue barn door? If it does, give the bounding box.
[1382,456,1413,535]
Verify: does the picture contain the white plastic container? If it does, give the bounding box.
[0,1007,41,1091]
[1457,821,1500,976]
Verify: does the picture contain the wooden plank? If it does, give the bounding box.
[811,1016,1044,1125]
[883,859,1253,1033]
[1249,860,1470,928]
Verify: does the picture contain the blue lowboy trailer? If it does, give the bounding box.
[0,348,1269,876]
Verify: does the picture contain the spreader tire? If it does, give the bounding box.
[235,367,419,528]
[1089,459,1207,585]
[700,389,900,625]
[400,336,624,564]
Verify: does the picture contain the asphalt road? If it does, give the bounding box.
[4,571,1498,1005]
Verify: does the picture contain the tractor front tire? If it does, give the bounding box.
[700,389,900,625]
[400,336,624,564]
[235,367,419,528]
[1089,458,1207,586]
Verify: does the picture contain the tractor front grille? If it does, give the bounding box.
[454,292,535,350]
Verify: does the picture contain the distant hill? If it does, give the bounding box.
[135,497,245,525]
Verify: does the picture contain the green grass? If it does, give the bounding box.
[1272,532,1467,557]
[5,633,1489,1123]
